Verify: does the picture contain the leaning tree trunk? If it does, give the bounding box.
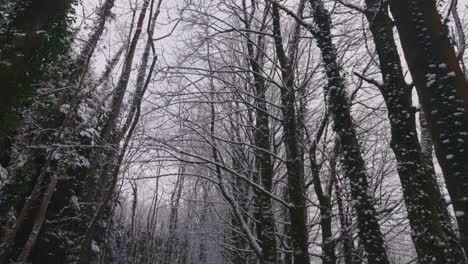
[77,1,150,251]
[77,2,159,261]
[68,0,115,82]
[361,2,466,263]
[304,0,389,262]
[419,110,466,262]
[389,0,468,253]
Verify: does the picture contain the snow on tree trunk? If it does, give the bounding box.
[390,0,468,255]
[362,1,466,263]
[307,0,389,262]
[271,2,310,263]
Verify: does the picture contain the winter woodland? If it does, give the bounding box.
[0,0,468,263]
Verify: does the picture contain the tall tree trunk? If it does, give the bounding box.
[361,2,466,263]
[77,1,160,260]
[241,1,277,262]
[419,109,467,261]
[82,0,150,191]
[270,2,310,263]
[69,0,115,82]
[129,181,138,262]
[77,59,154,262]
[206,47,263,261]
[78,3,151,254]
[99,0,150,144]
[231,157,250,264]
[389,0,468,253]
[162,172,184,264]
[208,86,263,261]
[198,182,209,263]
[333,172,354,264]
[302,0,389,262]
[280,186,292,264]
[15,173,59,262]
[307,115,336,264]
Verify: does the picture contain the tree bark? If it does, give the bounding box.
[304,0,389,262]
[242,1,277,262]
[333,171,354,264]
[80,0,150,221]
[419,110,467,262]
[270,2,310,263]
[69,0,115,82]
[362,1,466,262]
[77,2,159,261]
[162,172,184,264]
[389,0,468,254]
[307,115,336,264]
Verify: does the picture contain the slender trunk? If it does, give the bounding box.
[95,44,127,89]
[270,2,310,263]
[198,182,209,263]
[208,86,263,260]
[305,0,389,262]
[334,177,353,264]
[205,46,263,260]
[69,0,115,82]
[129,182,138,262]
[251,74,278,264]
[83,0,150,190]
[147,171,160,239]
[15,173,59,262]
[389,0,468,253]
[78,4,151,254]
[308,115,336,264]
[77,70,150,263]
[231,156,250,264]
[331,141,356,264]
[242,2,277,262]
[162,172,184,264]
[362,2,466,263]
[100,0,150,143]
[281,186,292,264]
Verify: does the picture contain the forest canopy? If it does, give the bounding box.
[0,0,467,263]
